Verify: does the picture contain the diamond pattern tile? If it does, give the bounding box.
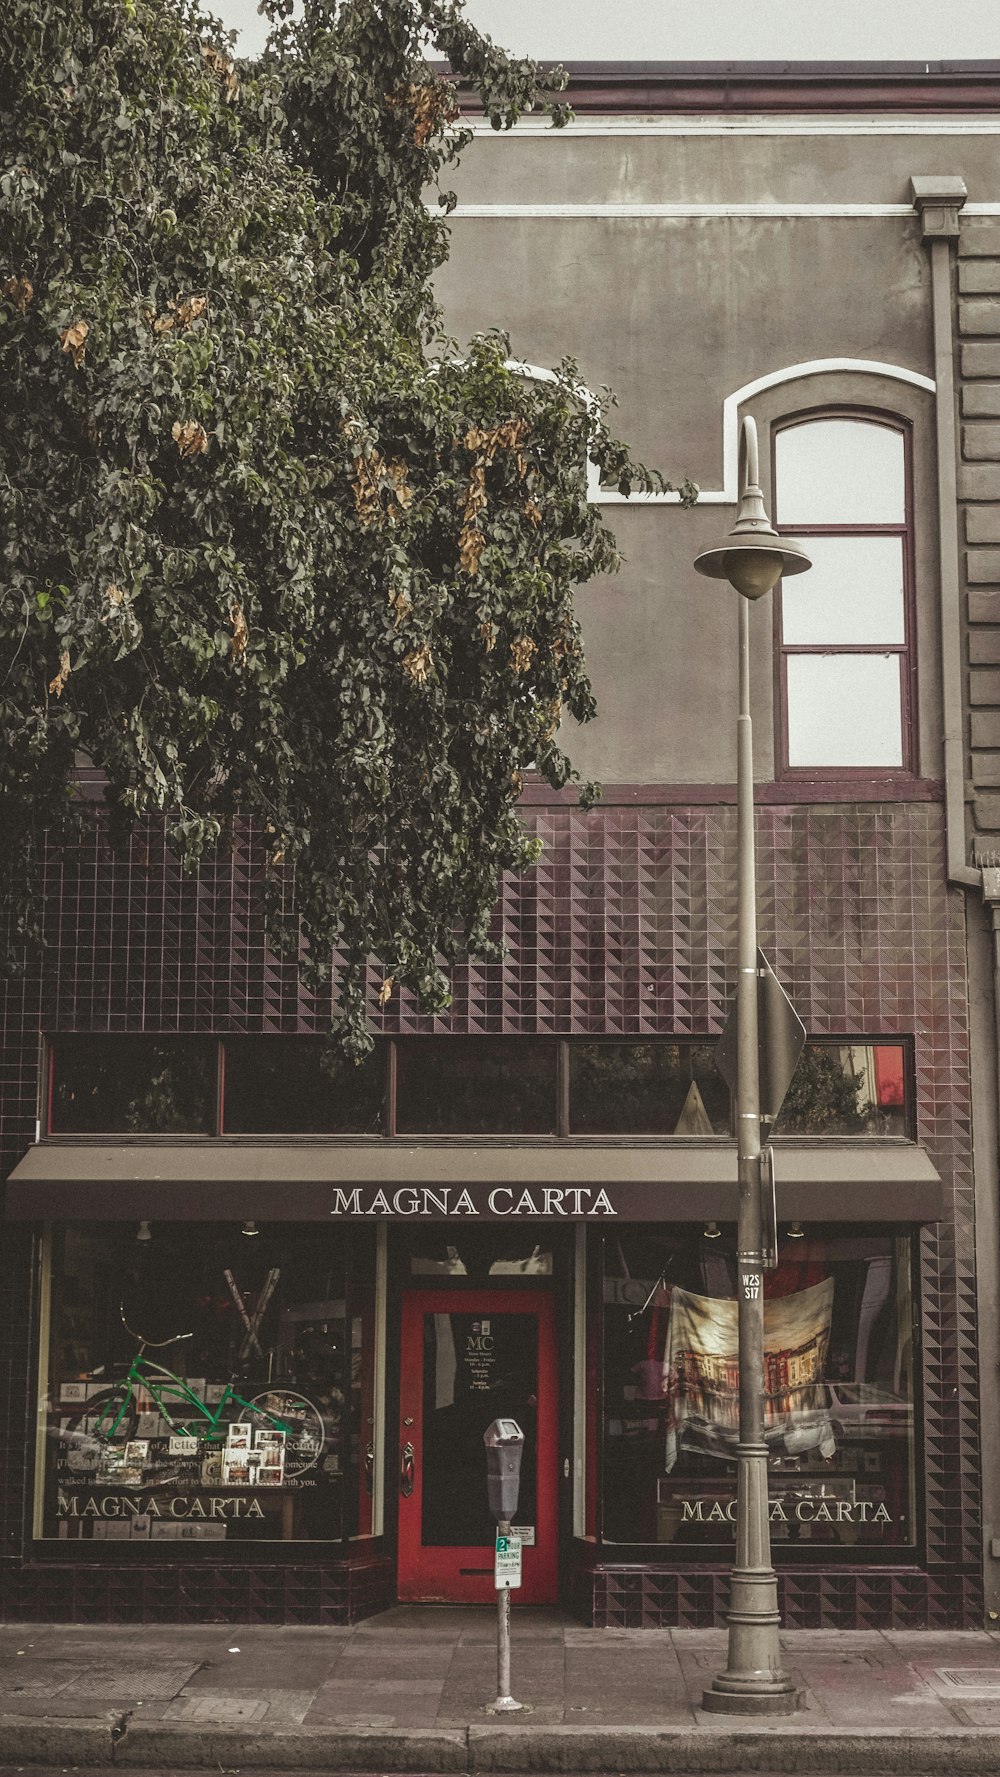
[0,801,982,1625]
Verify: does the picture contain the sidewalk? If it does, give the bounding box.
[2,1608,1000,1771]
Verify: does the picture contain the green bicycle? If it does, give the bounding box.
[60,1308,325,1478]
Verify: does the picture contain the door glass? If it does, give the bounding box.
[420,1312,538,1547]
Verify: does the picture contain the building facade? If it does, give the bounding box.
[3,62,1000,1629]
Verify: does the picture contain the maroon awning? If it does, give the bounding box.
[3,1140,942,1223]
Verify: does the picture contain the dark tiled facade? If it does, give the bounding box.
[0,796,981,1625]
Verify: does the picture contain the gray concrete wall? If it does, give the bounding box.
[433,119,989,786]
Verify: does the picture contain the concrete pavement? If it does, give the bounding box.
[1,1607,1000,1770]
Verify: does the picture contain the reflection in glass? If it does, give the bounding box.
[775,1043,907,1137]
[781,535,905,646]
[39,1223,375,1543]
[775,419,906,526]
[569,1042,730,1135]
[786,653,903,768]
[223,1038,384,1134]
[409,1236,552,1278]
[420,1311,538,1546]
[601,1225,915,1549]
[50,1035,215,1134]
[396,1039,556,1135]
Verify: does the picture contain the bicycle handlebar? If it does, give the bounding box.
[119,1304,194,1348]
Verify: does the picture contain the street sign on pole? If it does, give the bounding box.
[761,1143,778,1270]
[716,949,806,1126]
[494,1533,522,1590]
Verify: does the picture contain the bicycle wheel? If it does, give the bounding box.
[236,1389,326,1478]
[60,1386,138,1470]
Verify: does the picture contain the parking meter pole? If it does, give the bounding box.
[492,1518,522,1713]
[484,1420,526,1716]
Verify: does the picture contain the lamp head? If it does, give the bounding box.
[693,416,811,599]
[694,528,812,600]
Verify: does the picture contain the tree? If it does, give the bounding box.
[0,0,693,1048]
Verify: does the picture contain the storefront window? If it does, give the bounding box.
[569,1042,729,1135]
[50,1036,216,1134]
[601,1225,915,1549]
[38,1223,377,1544]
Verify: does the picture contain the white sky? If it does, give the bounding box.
[214,0,999,64]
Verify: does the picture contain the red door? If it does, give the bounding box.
[397,1290,558,1604]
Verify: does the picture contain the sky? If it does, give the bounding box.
[213,0,1000,65]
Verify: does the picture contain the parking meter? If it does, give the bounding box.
[484,1419,524,1523]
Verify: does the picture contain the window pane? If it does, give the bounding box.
[786,654,903,768]
[223,1038,384,1134]
[775,419,905,525]
[569,1041,730,1135]
[602,1226,915,1549]
[395,1039,557,1134]
[50,1036,215,1134]
[39,1223,370,1543]
[781,536,905,646]
[420,1311,539,1546]
[774,1043,907,1136]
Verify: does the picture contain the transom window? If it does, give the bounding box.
[774,413,914,774]
[46,1035,911,1139]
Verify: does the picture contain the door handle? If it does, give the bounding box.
[364,1443,375,1497]
[400,1440,415,1498]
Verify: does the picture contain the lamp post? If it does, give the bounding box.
[693,417,811,1715]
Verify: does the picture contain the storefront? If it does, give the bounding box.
[4,1028,945,1625]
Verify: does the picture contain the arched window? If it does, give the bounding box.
[774,412,914,774]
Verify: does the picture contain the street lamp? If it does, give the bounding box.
[693,417,810,1715]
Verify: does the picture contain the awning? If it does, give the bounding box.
[3,1140,942,1223]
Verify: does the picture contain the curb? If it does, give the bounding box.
[5,1715,1000,1773]
[0,1715,121,1768]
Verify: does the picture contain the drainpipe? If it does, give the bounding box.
[911,175,979,891]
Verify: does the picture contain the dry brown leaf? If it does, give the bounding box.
[478,621,497,652]
[385,80,458,147]
[403,643,432,684]
[172,418,209,457]
[353,454,412,527]
[459,527,485,576]
[465,418,529,466]
[229,599,248,657]
[105,582,124,606]
[352,449,383,527]
[463,461,487,520]
[510,635,537,674]
[4,275,33,313]
[543,696,563,739]
[59,319,88,367]
[377,977,394,1006]
[524,498,542,526]
[175,294,207,329]
[387,459,413,511]
[48,649,71,698]
[511,769,524,797]
[388,586,413,626]
[153,313,176,335]
[201,41,240,100]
